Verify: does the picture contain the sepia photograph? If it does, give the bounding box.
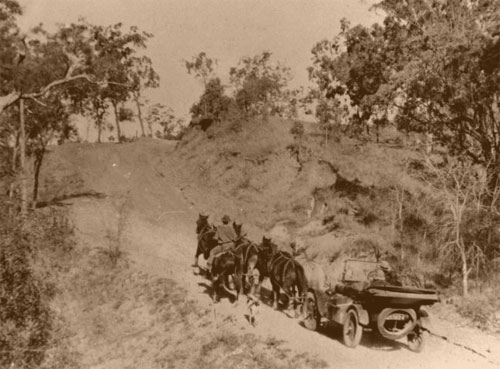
[1,0,500,368]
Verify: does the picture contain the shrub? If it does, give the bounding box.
[290,121,305,139]
[0,204,54,367]
[0,200,77,368]
[454,296,499,331]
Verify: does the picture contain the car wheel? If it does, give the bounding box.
[343,309,362,348]
[302,292,319,331]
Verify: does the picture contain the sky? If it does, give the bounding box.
[17,0,383,139]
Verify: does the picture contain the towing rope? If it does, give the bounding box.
[421,327,499,365]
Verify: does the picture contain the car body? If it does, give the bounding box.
[302,259,439,352]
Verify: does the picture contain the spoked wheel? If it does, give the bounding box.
[407,326,425,353]
[302,292,319,331]
[343,309,363,348]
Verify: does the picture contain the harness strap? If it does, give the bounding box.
[281,258,295,288]
[269,253,305,303]
[244,243,258,268]
[268,252,288,272]
[198,224,214,241]
[234,237,250,252]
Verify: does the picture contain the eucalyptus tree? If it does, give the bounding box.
[185,52,218,117]
[229,51,292,118]
[129,55,159,136]
[0,8,107,215]
[309,0,500,183]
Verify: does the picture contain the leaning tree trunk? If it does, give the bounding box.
[19,98,29,217]
[112,102,122,143]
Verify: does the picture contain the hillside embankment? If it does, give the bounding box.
[35,127,500,368]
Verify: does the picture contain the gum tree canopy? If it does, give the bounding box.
[310,0,500,179]
[1,0,157,214]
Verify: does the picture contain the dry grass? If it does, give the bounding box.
[34,211,327,369]
[39,122,500,341]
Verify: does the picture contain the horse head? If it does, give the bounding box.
[258,236,278,273]
[196,213,210,234]
[261,236,278,256]
[233,221,243,239]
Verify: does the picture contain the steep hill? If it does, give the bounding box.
[35,133,500,369]
[169,117,432,281]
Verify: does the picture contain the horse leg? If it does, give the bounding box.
[242,267,247,295]
[283,285,293,316]
[272,281,280,310]
[233,273,242,305]
[291,285,300,318]
[211,273,220,303]
[255,276,264,300]
[193,243,201,267]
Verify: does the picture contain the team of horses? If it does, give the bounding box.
[195,213,309,313]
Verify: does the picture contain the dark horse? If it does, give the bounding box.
[267,243,308,315]
[232,223,270,296]
[194,214,218,268]
[211,250,242,303]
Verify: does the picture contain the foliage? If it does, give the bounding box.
[280,87,304,120]
[184,52,217,88]
[0,199,78,367]
[25,96,74,205]
[118,106,134,122]
[0,113,16,188]
[421,157,500,296]
[290,121,305,140]
[146,103,185,139]
[454,295,500,331]
[190,77,233,122]
[129,55,159,92]
[65,22,155,142]
[0,0,23,97]
[128,55,160,136]
[229,51,292,117]
[310,1,500,177]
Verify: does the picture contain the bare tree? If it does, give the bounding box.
[424,158,491,297]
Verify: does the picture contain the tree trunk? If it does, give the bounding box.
[8,132,19,198]
[32,150,44,209]
[113,102,122,142]
[134,93,146,137]
[147,120,153,138]
[86,121,90,142]
[97,117,103,143]
[19,98,29,217]
[460,246,469,297]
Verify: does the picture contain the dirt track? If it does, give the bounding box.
[53,140,500,369]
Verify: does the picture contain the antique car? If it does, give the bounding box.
[302,259,439,352]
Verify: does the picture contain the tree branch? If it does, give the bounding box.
[24,74,97,99]
[0,92,22,113]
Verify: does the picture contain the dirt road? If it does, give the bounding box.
[55,141,500,369]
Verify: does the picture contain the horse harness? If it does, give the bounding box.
[234,238,260,272]
[268,251,306,303]
[198,224,215,241]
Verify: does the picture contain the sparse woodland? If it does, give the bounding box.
[1,0,500,367]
